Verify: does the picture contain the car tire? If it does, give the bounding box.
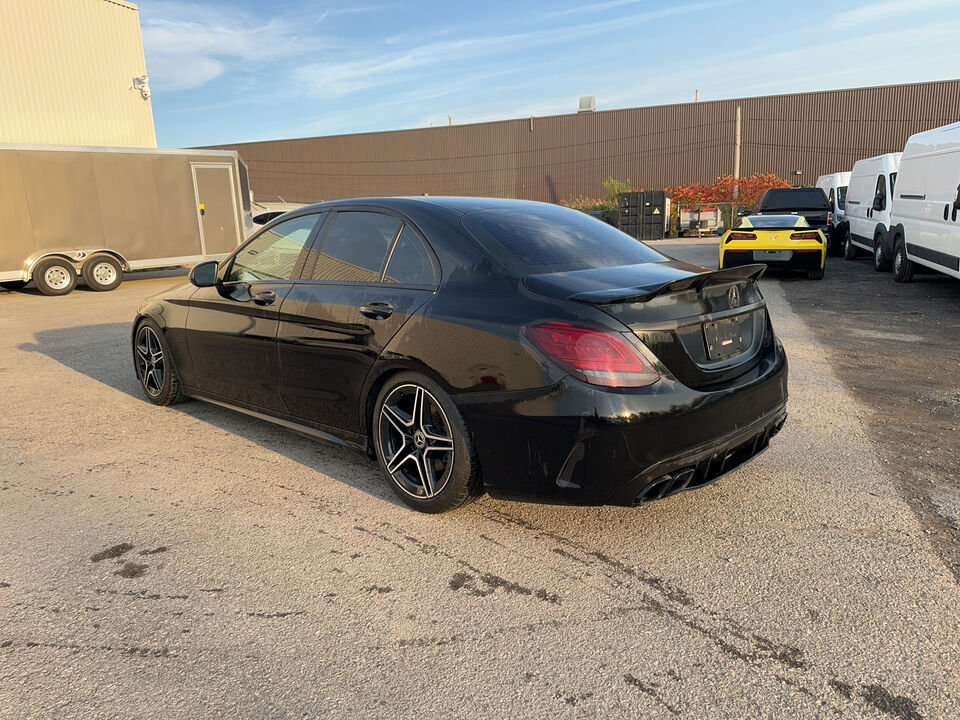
[33,258,77,296]
[133,318,186,406]
[872,235,891,272]
[82,255,124,291]
[807,267,825,280]
[0,280,28,291]
[843,235,858,261]
[893,236,914,283]
[373,372,481,513]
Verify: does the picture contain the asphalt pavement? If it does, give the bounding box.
[1,258,958,719]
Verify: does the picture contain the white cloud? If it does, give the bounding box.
[293,0,733,99]
[140,2,321,91]
[829,0,960,29]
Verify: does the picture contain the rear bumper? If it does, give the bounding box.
[456,341,788,506]
[722,248,824,271]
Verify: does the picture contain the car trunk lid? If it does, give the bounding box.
[524,261,771,389]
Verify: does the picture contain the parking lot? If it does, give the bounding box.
[1,248,958,719]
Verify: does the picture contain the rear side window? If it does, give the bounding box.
[384,227,436,286]
[227,214,319,282]
[743,215,803,228]
[759,189,830,211]
[461,205,666,273]
[311,211,401,283]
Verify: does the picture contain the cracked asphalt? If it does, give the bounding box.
[1,251,958,719]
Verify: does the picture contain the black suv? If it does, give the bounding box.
[745,188,835,254]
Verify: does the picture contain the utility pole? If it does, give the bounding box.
[733,104,742,201]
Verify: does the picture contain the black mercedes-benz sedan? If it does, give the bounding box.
[132,197,788,513]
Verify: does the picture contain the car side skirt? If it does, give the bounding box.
[184,386,368,452]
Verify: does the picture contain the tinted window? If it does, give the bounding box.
[837,186,847,210]
[227,214,319,282]
[742,215,804,228]
[311,211,401,282]
[461,205,665,273]
[875,175,887,204]
[759,189,829,211]
[384,227,436,286]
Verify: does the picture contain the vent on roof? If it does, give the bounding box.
[578,96,596,113]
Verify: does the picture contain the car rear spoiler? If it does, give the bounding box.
[569,264,766,305]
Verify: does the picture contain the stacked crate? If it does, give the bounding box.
[618,191,668,240]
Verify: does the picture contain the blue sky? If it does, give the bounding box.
[140,0,960,148]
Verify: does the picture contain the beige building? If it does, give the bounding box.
[0,0,156,148]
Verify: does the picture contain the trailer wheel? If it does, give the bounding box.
[82,255,123,291]
[33,258,77,296]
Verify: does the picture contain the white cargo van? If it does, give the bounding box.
[843,152,901,271]
[889,122,960,282]
[815,171,850,255]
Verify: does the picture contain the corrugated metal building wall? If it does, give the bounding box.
[211,79,960,204]
[0,0,156,148]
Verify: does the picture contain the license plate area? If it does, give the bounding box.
[753,250,792,261]
[703,314,750,361]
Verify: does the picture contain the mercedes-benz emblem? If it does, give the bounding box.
[728,285,741,308]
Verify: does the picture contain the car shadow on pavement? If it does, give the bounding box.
[19,322,406,509]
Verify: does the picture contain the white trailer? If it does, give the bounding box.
[0,144,254,295]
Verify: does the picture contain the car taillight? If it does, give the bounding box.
[727,232,757,241]
[790,231,821,240]
[522,321,660,388]
[827,211,833,225]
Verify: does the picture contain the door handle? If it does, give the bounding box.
[360,302,394,319]
[252,290,277,306]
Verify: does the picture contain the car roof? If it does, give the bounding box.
[289,196,561,217]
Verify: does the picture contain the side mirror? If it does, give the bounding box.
[736,208,749,217]
[872,196,884,211]
[189,260,219,287]
[953,185,960,211]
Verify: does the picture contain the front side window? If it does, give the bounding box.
[874,175,887,209]
[383,227,436,286]
[311,211,401,283]
[227,214,319,282]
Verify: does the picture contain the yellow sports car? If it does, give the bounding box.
[719,215,826,279]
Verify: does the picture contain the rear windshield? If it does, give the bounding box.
[461,205,666,273]
[759,189,829,211]
[742,215,804,228]
[837,186,847,210]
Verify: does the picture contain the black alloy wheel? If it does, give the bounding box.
[134,320,185,405]
[374,373,480,512]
